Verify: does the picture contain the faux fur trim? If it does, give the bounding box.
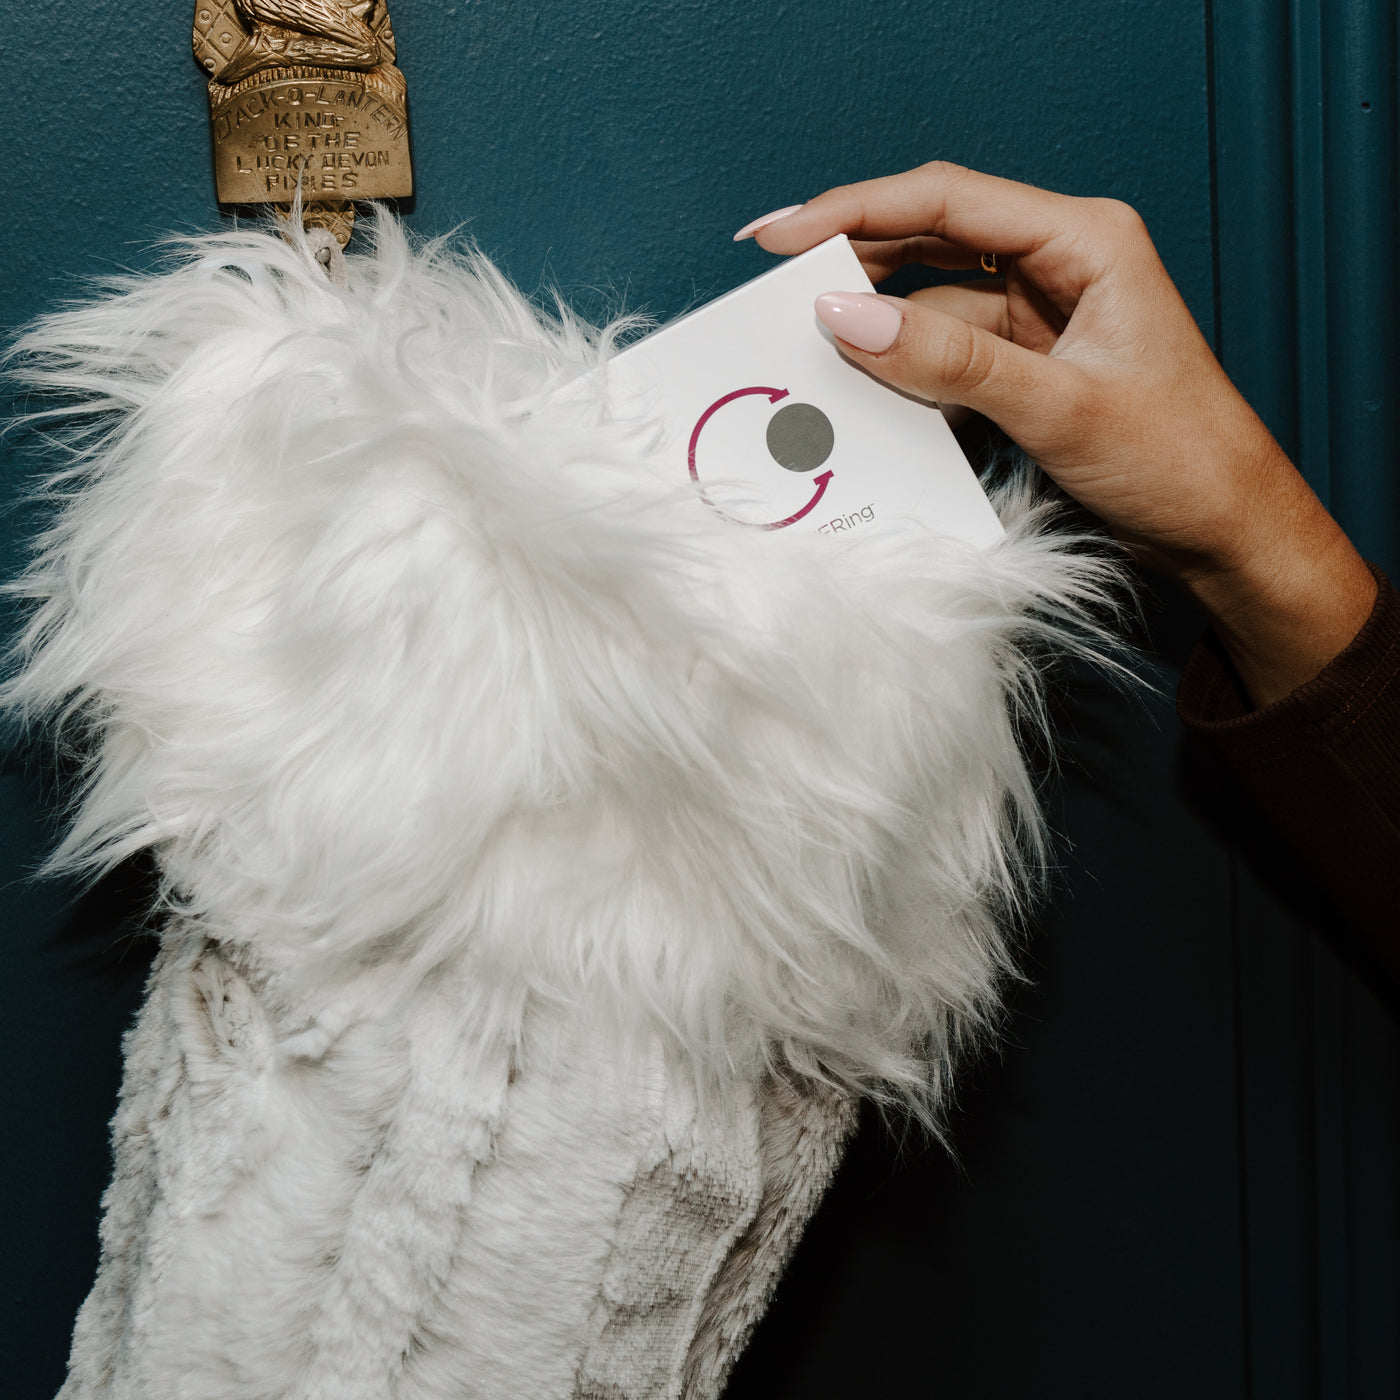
[5,212,1121,1115]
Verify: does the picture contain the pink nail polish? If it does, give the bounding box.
[732,204,805,241]
[814,292,902,354]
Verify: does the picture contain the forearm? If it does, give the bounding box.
[1175,453,1377,709]
[1178,566,1400,978]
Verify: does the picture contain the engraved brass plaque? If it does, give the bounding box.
[194,2,412,222]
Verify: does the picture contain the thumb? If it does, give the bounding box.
[814,291,1080,449]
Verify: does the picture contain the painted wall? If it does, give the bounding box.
[2,2,1395,1398]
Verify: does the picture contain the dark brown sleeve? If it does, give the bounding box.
[1177,565,1400,980]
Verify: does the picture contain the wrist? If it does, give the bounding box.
[1180,507,1377,709]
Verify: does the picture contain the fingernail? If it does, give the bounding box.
[732,204,805,241]
[814,292,903,354]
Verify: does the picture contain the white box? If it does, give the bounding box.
[605,235,1003,546]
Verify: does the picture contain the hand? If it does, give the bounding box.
[737,163,1376,707]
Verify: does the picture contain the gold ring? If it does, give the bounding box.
[980,252,999,274]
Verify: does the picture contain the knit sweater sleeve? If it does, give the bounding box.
[1176,565,1400,981]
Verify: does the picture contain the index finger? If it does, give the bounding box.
[753,161,1082,262]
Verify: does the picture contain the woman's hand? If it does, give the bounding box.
[736,163,1376,707]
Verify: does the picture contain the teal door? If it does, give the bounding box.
[3,3,1396,1396]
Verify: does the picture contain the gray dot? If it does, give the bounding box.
[765,402,834,473]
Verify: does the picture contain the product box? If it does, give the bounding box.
[605,235,1003,546]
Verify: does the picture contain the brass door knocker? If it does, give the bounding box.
[194,1,413,249]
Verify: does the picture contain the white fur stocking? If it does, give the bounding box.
[5,215,1119,1399]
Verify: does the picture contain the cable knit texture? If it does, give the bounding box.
[5,214,1119,1399]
